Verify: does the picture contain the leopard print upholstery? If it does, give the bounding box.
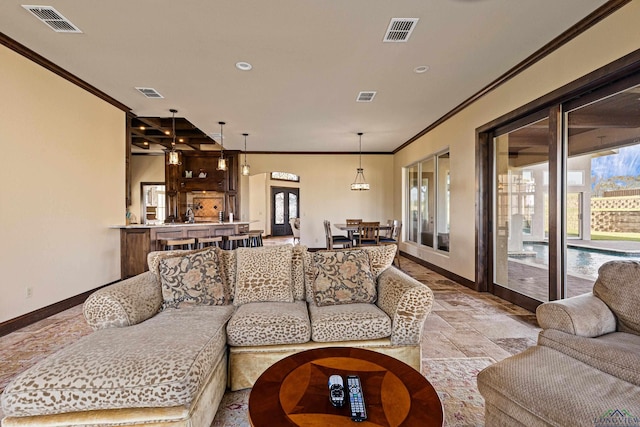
[2,306,234,417]
[360,244,397,277]
[376,267,434,345]
[218,248,237,298]
[226,301,311,346]
[234,245,293,305]
[83,271,162,330]
[291,245,307,301]
[308,303,392,342]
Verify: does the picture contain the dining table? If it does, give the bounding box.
[333,223,392,243]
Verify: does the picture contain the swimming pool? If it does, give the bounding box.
[514,243,640,280]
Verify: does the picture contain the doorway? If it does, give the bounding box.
[271,187,299,236]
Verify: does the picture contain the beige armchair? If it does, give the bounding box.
[289,217,300,244]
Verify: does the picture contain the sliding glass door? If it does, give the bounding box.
[488,74,640,306]
[494,117,550,302]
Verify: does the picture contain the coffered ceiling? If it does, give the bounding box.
[0,0,613,153]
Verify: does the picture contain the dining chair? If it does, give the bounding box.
[356,221,380,246]
[324,220,352,249]
[379,221,402,268]
[346,218,362,244]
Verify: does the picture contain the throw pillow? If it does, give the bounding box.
[312,249,377,306]
[234,245,294,305]
[159,248,230,309]
[593,260,640,335]
[147,248,204,282]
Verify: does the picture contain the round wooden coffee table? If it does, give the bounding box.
[248,347,443,426]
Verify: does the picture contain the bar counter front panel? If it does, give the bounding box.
[117,222,250,279]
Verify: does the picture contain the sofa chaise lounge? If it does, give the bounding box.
[1,243,433,427]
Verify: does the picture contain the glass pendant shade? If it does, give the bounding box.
[167,109,181,165]
[216,121,227,171]
[241,133,250,176]
[168,150,179,165]
[351,132,370,191]
[217,156,227,171]
[351,168,370,190]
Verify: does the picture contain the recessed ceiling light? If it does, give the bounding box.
[414,65,430,74]
[236,61,252,71]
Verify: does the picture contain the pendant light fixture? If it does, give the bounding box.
[241,133,250,176]
[216,121,227,171]
[351,132,370,191]
[167,109,180,165]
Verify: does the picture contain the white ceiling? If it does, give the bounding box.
[0,0,610,152]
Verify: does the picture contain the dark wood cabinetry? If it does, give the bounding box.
[165,151,239,222]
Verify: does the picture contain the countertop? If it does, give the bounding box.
[111,221,251,229]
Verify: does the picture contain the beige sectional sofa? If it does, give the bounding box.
[1,244,433,427]
[477,260,640,426]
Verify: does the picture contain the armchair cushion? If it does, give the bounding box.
[593,260,640,335]
[158,248,230,309]
[226,301,310,346]
[536,292,616,337]
[312,249,376,306]
[234,245,293,305]
[309,303,391,342]
[538,329,640,386]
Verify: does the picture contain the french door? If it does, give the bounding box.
[271,187,299,236]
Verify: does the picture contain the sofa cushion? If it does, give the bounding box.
[312,249,377,306]
[593,260,640,335]
[234,245,294,305]
[308,303,391,342]
[226,301,310,346]
[538,329,640,386]
[1,306,235,417]
[159,248,230,309]
[218,248,237,298]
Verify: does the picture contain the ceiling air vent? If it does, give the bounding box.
[356,91,377,103]
[383,18,419,42]
[22,5,82,33]
[135,87,164,99]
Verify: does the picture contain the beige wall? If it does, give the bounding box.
[240,154,394,248]
[393,1,640,281]
[130,155,165,223]
[0,45,125,323]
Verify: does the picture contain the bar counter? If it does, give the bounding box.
[114,222,250,278]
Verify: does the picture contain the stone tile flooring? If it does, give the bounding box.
[0,252,543,423]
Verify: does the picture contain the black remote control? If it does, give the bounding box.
[347,375,367,422]
[328,375,345,407]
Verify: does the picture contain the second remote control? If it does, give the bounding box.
[347,375,367,422]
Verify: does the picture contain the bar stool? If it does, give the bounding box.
[223,234,249,250]
[247,230,264,247]
[158,237,196,250]
[196,236,223,249]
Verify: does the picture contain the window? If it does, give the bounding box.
[271,172,300,182]
[405,150,450,252]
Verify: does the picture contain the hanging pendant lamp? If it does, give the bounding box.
[217,121,227,171]
[167,109,180,165]
[241,133,250,176]
[351,132,370,191]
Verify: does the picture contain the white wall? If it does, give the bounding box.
[0,45,125,323]
[241,154,394,248]
[393,1,640,281]
[130,155,165,223]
